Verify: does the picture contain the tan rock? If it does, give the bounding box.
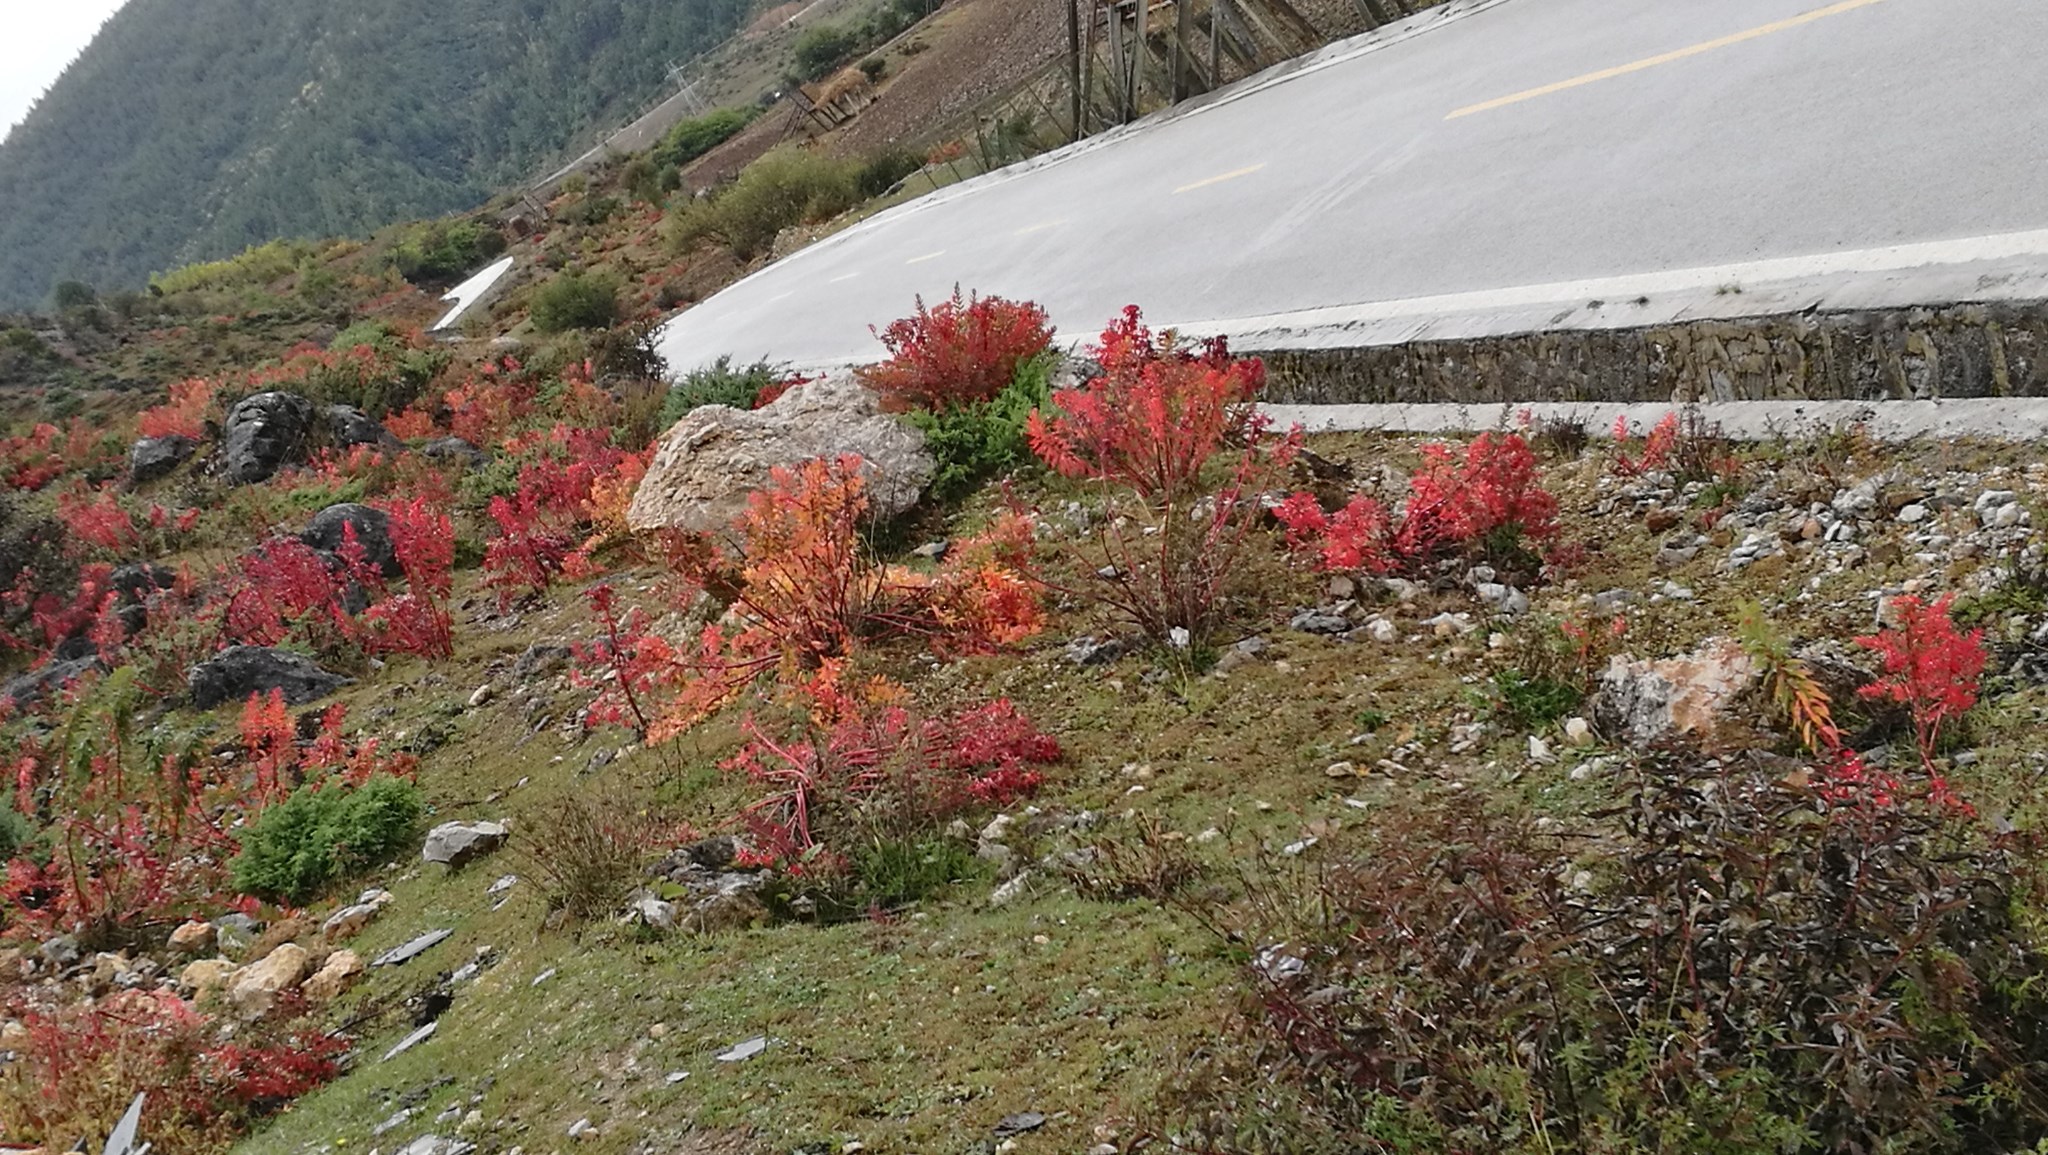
[1,1018,31,1050]
[321,889,393,942]
[168,919,217,954]
[181,957,239,998]
[228,942,312,1017]
[302,948,365,1001]
[626,371,933,534]
[1592,636,1759,746]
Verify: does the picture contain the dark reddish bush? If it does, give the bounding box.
[861,288,1053,411]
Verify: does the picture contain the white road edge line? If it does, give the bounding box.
[1168,228,2048,336]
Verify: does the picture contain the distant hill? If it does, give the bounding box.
[0,0,753,309]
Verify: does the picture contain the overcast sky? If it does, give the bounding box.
[0,0,130,141]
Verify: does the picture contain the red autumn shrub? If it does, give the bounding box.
[362,495,455,658]
[722,685,1058,869]
[137,378,220,441]
[650,456,1043,738]
[220,536,369,656]
[1027,306,1264,503]
[0,989,345,1155]
[1610,412,1678,477]
[1275,432,1560,577]
[482,426,647,602]
[0,424,66,492]
[860,288,1054,410]
[1857,593,1986,782]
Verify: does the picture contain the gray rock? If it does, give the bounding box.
[1289,609,1351,635]
[373,928,453,968]
[187,646,351,709]
[4,655,102,709]
[222,392,315,485]
[38,934,80,969]
[623,891,677,931]
[300,503,401,578]
[129,435,196,483]
[420,437,488,467]
[1832,476,1882,517]
[422,821,510,868]
[513,643,572,680]
[1063,636,1124,666]
[715,1036,768,1062]
[324,404,401,451]
[627,371,933,533]
[384,1023,441,1063]
[1592,637,1758,745]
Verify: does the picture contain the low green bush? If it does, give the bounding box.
[392,220,507,286]
[794,24,860,81]
[905,354,1054,502]
[229,777,424,904]
[667,149,862,260]
[650,107,755,172]
[658,356,785,427]
[530,272,620,333]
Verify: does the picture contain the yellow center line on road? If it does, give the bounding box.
[1174,163,1266,194]
[905,250,947,265]
[1446,0,1889,120]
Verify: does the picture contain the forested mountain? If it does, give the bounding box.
[0,0,753,309]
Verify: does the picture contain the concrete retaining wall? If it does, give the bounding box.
[1252,300,2048,405]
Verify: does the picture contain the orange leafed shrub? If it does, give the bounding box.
[137,378,220,441]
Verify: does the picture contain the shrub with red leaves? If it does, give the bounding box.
[860,288,1054,410]
[0,988,345,1155]
[1027,306,1264,503]
[623,455,1044,740]
[482,427,648,602]
[1275,431,1560,577]
[721,685,1058,870]
[1857,593,1986,785]
[136,378,220,441]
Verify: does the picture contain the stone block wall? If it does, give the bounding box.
[1255,301,2048,405]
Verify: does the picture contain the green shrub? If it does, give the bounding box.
[391,220,507,286]
[50,281,97,310]
[229,777,424,903]
[858,57,887,82]
[151,240,308,296]
[529,272,620,333]
[650,107,755,172]
[794,24,860,80]
[905,354,1053,501]
[658,356,785,427]
[0,805,34,861]
[667,148,862,260]
[1489,667,1582,728]
[857,148,923,198]
[851,837,983,908]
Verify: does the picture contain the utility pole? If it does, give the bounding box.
[1068,0,1084,142]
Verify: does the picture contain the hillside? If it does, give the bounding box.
[0,0,755,310]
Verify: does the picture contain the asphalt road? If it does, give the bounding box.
[656,0,2048,373]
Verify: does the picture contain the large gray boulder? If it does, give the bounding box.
[325,404,402,452]
[422,821,509,868]
[300,503,401,578]
[626,371,933,533]
[188,645,351,709]
[223,392,315,484]
[4,655,102,709]
[130,435,196,483]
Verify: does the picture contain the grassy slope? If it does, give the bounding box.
[223,434,2048,1154]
